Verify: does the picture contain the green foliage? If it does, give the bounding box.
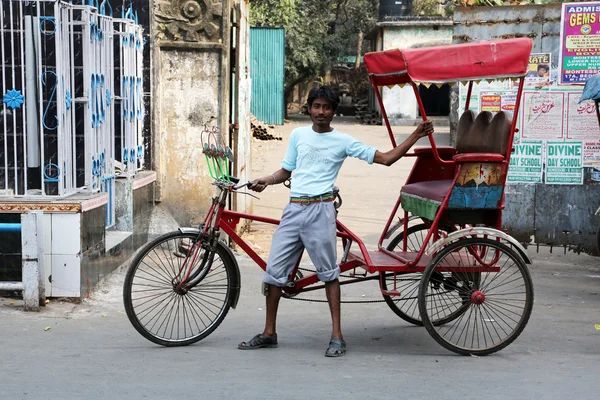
[250,0,378,97]
[412,0,443,16]
[456,0,578,5]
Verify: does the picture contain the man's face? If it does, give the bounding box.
[538,67,548,77]
[309,97,335,128]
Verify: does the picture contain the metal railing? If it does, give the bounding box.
[0,210,45,311]
[0,0,144,224]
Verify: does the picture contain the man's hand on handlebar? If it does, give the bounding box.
[248,176,272,193]
[414,120,434,139]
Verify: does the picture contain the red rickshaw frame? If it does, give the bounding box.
[200,38,534,296]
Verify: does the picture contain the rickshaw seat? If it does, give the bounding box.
[453,153,505,163]
[413,146,456,156]
[400,111,512,220]
[401,180,453,202]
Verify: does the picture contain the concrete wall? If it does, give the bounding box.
[380,23,452,121]
[233,3,253,217]
[452,5,600,254]
[151,0,250,226]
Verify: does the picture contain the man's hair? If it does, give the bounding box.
[537,64,549,72]
[307,86,339,111]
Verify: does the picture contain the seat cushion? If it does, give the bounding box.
[400,180,453,220]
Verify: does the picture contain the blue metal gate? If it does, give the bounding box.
[250,27,285,125]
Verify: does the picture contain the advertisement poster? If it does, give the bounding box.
[501,91,517,115]
[526,53,552,87]
[583,141,600,166]
[507,140,544,183]
[545,141,584,184]
[565,92,600,140]
[480,93,502,112]
[520,91,565,139]
[559,2,600,84]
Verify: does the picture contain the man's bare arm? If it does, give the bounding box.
[249,168,292,192]
[373,120,434,166]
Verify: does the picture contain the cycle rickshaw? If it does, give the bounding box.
[123,37,535,356]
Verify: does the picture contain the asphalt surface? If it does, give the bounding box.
[1,119,599,399]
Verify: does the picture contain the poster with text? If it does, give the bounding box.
[565,92,600,140]
[520,91,565,139]
[480,93,502,112]
[508,141,544,183]
[545,141,584,184]
[526,53,552,87]
[583,141,600,166]
[559,2,600,84]
[501,91,517,115]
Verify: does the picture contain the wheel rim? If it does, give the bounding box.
[421,239,532,354]
[127,235,231,343]
[383,223,453,325]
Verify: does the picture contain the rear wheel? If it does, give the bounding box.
[381,223,453,326]
[419,238,534,356]
[123,231,237,347]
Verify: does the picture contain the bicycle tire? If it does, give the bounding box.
[419,238,534,356]
[123,231,238,347]
[382,223,456,326]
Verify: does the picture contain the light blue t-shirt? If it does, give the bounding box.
[281,126,377,197]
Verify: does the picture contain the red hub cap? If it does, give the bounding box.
[471,290,486,305]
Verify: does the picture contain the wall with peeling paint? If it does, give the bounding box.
[155,51,221,225]
[151,0,251,227]
[452,5,600,254]
[381,24,452,121]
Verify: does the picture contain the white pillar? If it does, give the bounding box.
[21,211,45,311]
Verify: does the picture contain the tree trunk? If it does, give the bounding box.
[355,31,363,69]
[284,74,309,119]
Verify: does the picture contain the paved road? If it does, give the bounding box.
[1,118,599,399]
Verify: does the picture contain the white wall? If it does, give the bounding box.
[381,25,452,121]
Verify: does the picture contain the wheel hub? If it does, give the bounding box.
[173,283,188,295]
[471,290,486,305]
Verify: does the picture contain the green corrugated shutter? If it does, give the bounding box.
[250,27,285,125]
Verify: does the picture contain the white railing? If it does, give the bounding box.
[0,0,144,223]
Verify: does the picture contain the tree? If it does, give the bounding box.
[250,0,378,105]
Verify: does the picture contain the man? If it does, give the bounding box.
[537,64,550,78]
[238,86,433,357]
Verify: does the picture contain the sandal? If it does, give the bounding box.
[325,338,346,357]
[238,333,278,350]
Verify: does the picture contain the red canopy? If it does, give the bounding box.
[364,38,533,86]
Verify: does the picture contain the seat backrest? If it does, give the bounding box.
[455,110,512,156]
[488,111,512,157]
[455,110,477,153]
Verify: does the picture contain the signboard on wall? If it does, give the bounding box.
[545,141,584,184]
[507,141,544,183]
[559,2,600,84]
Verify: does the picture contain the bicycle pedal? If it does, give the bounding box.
[381,290,401,297]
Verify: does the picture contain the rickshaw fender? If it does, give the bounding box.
[384,215,423,239]
[178,227,242,309]
[425,227,532,264]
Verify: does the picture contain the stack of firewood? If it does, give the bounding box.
[251,115,282,141]
[354,97,382,125]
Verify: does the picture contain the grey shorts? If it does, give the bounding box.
[262,201,339,287]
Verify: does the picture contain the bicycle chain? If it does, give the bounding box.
[287,268,457,304]
[284,267,393,304]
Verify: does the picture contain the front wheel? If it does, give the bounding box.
[123,231,238,347]
[419,238,534,356]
